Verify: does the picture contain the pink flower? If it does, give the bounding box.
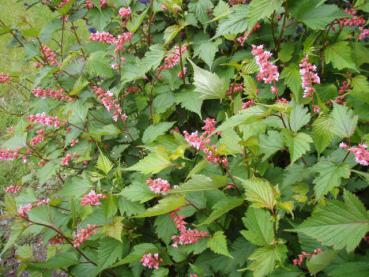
[18,204,33,217]
[339,9,366,27]
[0,149,20,161]
[86,0,107,9]
[35,198,50,207]
[80,190,106,206]
[0,72,11,83]
[299,56,320,98]
[170,211,187,232]
[171,229,209,247]
[92,86,127,122]
[30,130,45,146]
[242,99,255,109]
[228,0,247,5]
[339,142,348,149]
[202,117,216,135]
[140,253,162,270]
[49,234,65,245]
[251,45,279,94]
[312,105,320,113]
[159,44,188,71]
[146,178,171,194]
[40,45,58,66]
[359,28,369,40]
[32,87,72,101]
[338,80,350,95]
[73,224,98,248]
[58,0,71,8]
[293,248,321,266]
[89,32,116,44]
[119,7,131,17]
[183,131,206,150]
[114,32,133,53]
[111,63,119,70]
[27,113,61,128]
[236,22,261,46]
[227,83,244,95]
[178,66,187,79]
[61,153,76,166]
[349,144,369,166]
[4,184,21,194]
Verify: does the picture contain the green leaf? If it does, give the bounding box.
[59,177,90,198]
[240,177,277,210]
[259,130,284,161]
[248,245,287,277]
[350,75,369,104]
[289,104,311,132]
[326,261,369,277]
[207,231,232,258]
[280,64,302,100]
[198,197,243,225]
[294,190,369,252]
[189,59,227,100]
[124,150,172,175]
[313,160,351,200]
[324,41,357,70]
[136,195,186,217]
[96,150,113,175]
[306,249,337,275]
[140,44,166,72]
[102,216,123,242]
[85,51,114,78]
[312,114,335,154]
[246,0,283,31]
[163,23,187,44]
[330,103,358,138]
[97,238,123,271]
[112,243,158,267]
[127,9,148,33]
[193,39,221,68]
[290,1,346,30]
[175,89,203,118]
[214,5,248,38]
[154,214,177,245]
[142,122,175,144]
[32,249,79,269]
[283,130,312,164]
[171,175,228,194]
[152,268,170,277]
[241,207,274,246]
[120,182,156,203]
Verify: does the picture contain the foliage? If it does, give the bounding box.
[1,0,369,276]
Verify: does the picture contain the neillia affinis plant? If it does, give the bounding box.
[1,0,369,276]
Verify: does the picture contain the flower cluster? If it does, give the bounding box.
[30,129,45,146]
[299,56,320,98]
[227,83,244,95]
[32,87,72,101]
[89,31,116,44]
[293,248,322,266]
[4,184,21,194]
[183,118,228,166]
[119,7,131,17]
[170,211,209,247]
[228,0,248,5]
[339,9,366,27]
[40,44,58,66]
[114,32,133,53]
[17,204,33,217]
[242,99,255,109]
[348,144,369,166]
[80,190,106,206]
[236,22,261,46]
[0,72,11,83]
[48,234,65,246]
[146,178,171,194]
[159,44,188,71]
[73,224,98,248]
[92,86,127,122]
[86,0,107,9]
[359,28,369,40]
[27,113,61,128]
[0,148,20,161]
[140,253,163,270]
[338,80,350,95]
[35,198,50,207]
[178,66,187,79]
[251,45,279,94]
[60,153,76,166]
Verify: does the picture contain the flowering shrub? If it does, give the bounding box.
[1,0,369,276]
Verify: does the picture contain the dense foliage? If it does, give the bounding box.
[1,0,369,276]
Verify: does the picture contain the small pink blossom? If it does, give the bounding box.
[119,7,131,17]
[178,66,187,79]
[80,190,106,206]
[349,144,369,166]
[140,253,162,270]
[114,32,133,53]
[27,113,61,128]
[49,234,65,245]
[4,184,21,194]
[159,44,188,71]
[32,87,72,101]
[73,224,98,248]
[146,178,171,194]
[202,117,216,135]
[86,0,107,9]
[227,83,244,95]
[339,142,348,149]
[170,211,187,232]
[111,63,119,70]
[299,56,320,98]
[40,45,58,66]
[0,73,11,83]
[251,45,279,94]
[70,138,79,147]
[312,105,320,113]
[18,204,33,217]
[89,31,116,44]
[359,28,369,40]
[338,80,350,95]
[35,198,50,207]
[242,99,255,109]
[0,149,20,161]
[293,248,321,266]
[339,9,366,27]
[183,131,206,150]
[171,229,209,247]
[61,153,76,166]
[30,129,46,146]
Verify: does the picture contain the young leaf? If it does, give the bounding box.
[282,130,312,164]
[330,103,358,138]
[142,122,175,144]
[240,177,277,210]
[293,190,369,252]
[241,207,274,246]
[96,150,113,175]
[189,59,227,100]
[136,195,186,217]
[246,0,283,31]
[207,231,232,258]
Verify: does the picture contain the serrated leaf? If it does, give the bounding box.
[193,39,221,68]
[313,160,351,200]
[163,22,187,44]
[175,89,203,118]
[140,44,166,72]
[240,177,277,210]
[112,243,158,267]
[324,41,357,70]
[259,130,284,161]
[120,182,156,203]
[97,238,123,271]
[280,64,302,100]
[289,104,311,132]
[350,75,369,104]
[198,197,243,225]
[207,231,232,258]
[136,195,186,217]
[248,245,287,277]
[306,249,337,275]
[283,130,312,164]
[294,190,369,252]
[246,0,283,31]
[102,216,123,242]
[171,175,228,194]
[214,5,248,38]
[312,114,335,154]
[127,9,148,33]
[154,214,177,245]
[124,150,172,175]
[96,150,113,175]
[142,122,175,144]
[330,103,358,138]
[242,207,274,246]
[85,51,114,78]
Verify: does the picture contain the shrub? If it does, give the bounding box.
[1,0,369,276]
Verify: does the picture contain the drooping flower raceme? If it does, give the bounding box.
[0,149,20,161]
[0,72,11,83]
[119,7,131,17]
[170,211,187,232]
[92,86,127,122]
[80,190,106,206]
[18,203,33,218]
[32,87,72,101]
[251,45,279,94]
[73,224,98,248]
[293,248,321,266]
[89,31,116,44]
[299,56,320,98]
[339,9,366,27]
[27,113,61,128]
[40,44,58,66]
[140,253,162,269]
[146,178,171,194]
[4,184,21,194]
[359,28,369,40]
[349,144,369,166]
[159,44,188,71]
